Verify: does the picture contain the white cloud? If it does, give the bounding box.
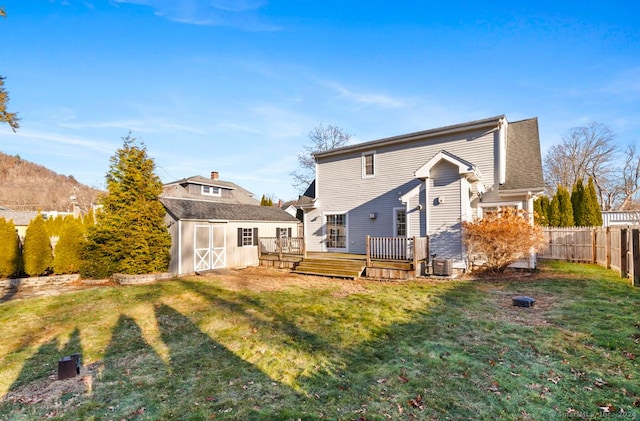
[325,82,406,109]
[112,0,279,30]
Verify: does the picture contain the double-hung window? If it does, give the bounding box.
[202,185,221,197]
[362,151,376,178]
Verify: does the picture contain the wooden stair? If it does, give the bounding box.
[293,257,366,280]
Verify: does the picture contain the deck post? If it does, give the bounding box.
[278,236,283,261]
[302,236,307,258]
[366,235,371,267]
[412,236,418,276]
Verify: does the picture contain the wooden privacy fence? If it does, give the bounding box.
[539,226,639,287]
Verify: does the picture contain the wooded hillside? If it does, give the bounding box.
[0,152,101,212]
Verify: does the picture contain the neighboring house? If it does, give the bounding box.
[300,115,546,270]
[602,211,640,226]
[0,209,39,240]
[0,209,73,240]
[160,172,300,276]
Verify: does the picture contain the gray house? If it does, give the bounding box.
[300,115,546,270]
[161,172,299,275]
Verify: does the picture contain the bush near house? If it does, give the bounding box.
[462,208,546,273]
[0,217,22,278]
[22,214,53,276]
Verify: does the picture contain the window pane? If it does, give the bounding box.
[364,154,374,176]
[396,210,406,237]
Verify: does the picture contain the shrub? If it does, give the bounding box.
[23,214,53,276]
[462,208,546,273]
[0,217,22,278]
[53,217,86,274]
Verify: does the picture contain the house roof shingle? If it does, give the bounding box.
[501,117,546,191]
[161,198,299,222]
[0,210,39,226]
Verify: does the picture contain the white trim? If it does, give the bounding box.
[322,211,349,252]
[361,150,376,178]
[178,219,182,275]
[477,201,522,219]
[393,207,408,237]
[414,150,482,182]
[498,118,507,185]
[201,185,222,197]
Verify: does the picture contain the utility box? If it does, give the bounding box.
[58,353,81,380]
[432,258,452,276]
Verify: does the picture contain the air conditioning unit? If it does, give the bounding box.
[432,258,452,276]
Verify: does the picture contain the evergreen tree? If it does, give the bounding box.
[556,185,574,227]
[0,218,22,278]
[23,214,53,276]
[54,216,86,274]
[548,196,561,227]
[260,195,268,206]
[533,196,550,226]
[571,178,585,226]
[81,135,171,278]
[582,177,603,226]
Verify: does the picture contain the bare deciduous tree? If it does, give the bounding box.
[614,145,640,210]
[0,8,20,132]
[544,122,617,205]
[290,123,352,194]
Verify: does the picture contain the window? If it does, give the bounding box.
[326,214,347,249]
[478,203,522,219]
[237,227,258,247]
[201,185,221,197]
[395,209,407,237]
[362,152,375,178]
[276,227,292,238]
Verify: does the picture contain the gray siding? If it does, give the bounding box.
[310,128,498,254]
[427,161,463,264]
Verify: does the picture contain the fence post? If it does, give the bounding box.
[633,229,640,287]
[606,227,611,269]
[592,228,597,264]
[621,228,629,278]
[366,235,371,267]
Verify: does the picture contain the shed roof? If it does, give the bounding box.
[161,198,299,222]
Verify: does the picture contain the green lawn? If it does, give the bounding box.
[1,262,639,420]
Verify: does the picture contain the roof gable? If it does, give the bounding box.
[500,118,546,192]
[414,150,482,182]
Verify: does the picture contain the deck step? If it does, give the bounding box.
[293,257,366,279]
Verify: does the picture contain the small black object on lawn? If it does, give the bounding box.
[512,296,536,307]
[58,353,82,380]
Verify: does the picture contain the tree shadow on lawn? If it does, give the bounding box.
[177,278,334,355]
[2,303,309,420]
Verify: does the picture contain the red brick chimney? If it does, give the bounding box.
[211,171,219,180]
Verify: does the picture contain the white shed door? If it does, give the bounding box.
[194,225,226,271]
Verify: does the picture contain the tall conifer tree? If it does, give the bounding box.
[23,214,53,276]
[571,178,585,226]
[82,135,171,278]
[0,218,22,278]
[582,177,603,226]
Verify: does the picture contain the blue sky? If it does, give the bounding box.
[1,1,639,201]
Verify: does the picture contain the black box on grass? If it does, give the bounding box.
[58,353,81,380]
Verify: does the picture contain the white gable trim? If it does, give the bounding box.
[414,150,482,182]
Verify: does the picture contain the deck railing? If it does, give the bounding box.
[366,236,429,266]
[259,237,306,258]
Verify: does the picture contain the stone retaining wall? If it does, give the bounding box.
[1,274,81,295]
[111,273,173,285]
